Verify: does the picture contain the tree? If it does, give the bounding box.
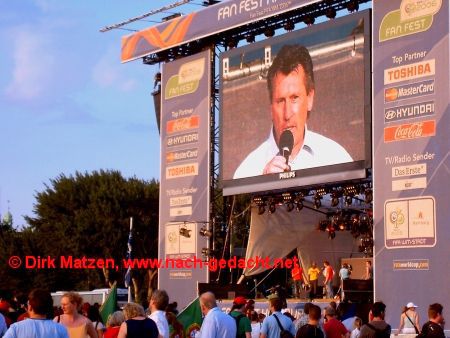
[22,170,159,297]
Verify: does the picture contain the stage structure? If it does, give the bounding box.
[113,0,373,309]
[111,0,448,321]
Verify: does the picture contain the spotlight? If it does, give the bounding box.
[201,248,216,257]
[365,189,373,204]
[258,205,266,215]
[326,8,336,19]
[345,195,353,206]
[286,202,295,212]
[347,0,359,12]
[318,220,328,231]
[304,16,315,26]
[179,227,191,238]
[268,202,276,214]
[264,27,275,37]
[199,227,212,237]
[246,34,255,43]
[227,38,238,49]
[284,20,295,31]
[282,192,292,202]
[328,231,336,239]
[331,194,339,207]
[296,200,304,211]
[314,195,322,209]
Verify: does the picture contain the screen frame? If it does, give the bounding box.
[220,10,372,196]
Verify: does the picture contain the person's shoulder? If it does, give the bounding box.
[306,131,352,160]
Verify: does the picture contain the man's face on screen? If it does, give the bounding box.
[270,65,314,157]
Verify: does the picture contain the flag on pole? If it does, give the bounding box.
[176,297,202,337]
[100,283,117,323]
[124,218,133,288]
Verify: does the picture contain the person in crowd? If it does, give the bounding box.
[165,302,178,316]
[233,44,352,179]
[323,306,349,338]
[4,289,69,338]
[165,312,184,338]
[250,311,262,338]
[359,302,391,338]
[307,263,321,300]
[0,301,12,328]
[418,303,445,338]
[54,292,98,338]
[295,303,312,332]
[245,299,256,320]
[350,317,362,338]
[88,306,105,338]
[0,312,7,337]
[104,311,125,338]
[82,303,91,317]
[296,304,324,338]
[259,313,266,323]
[229,296,252,338]
[260,295,296,338]
[323,261,334,299]
[198,291,236,338]
[364,261,373,280]
[397,302,420,334]
[117,302,158,338]
[148,290,170,338]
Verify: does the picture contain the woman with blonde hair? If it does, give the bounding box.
[117,303,159,338]
[398,302,420,334]
[54,292,98,338]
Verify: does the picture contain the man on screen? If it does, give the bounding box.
[233,44,352,179]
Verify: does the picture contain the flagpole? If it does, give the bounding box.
[127,217,133,303]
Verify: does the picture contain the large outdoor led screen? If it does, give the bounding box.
[221,10,371,196]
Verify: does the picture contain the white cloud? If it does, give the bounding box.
[5,26,56,101]
[92,45,137,92]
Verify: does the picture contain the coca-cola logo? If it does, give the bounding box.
[394,123,424,139]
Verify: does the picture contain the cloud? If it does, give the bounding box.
[5,26,56,101]
[92,45,138,92]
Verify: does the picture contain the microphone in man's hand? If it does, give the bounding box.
[279,130,294,167]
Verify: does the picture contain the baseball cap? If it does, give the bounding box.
[233,296,247,306]
[406,302,418,308]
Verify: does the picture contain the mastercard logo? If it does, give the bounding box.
[385,87,398,101]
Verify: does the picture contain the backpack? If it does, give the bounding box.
[231,313,246,338]
[273,314,294,338]
[365,323,391,338]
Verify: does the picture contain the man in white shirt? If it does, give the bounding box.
[148,289,170,338]
[198,292,236,338]
[234,44,352,179]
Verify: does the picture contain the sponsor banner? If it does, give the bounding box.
[384,59,435,85]
[383,120,435,142]
[373,0,449,325]
[158,50,211,309]
[384,101,435,123]
[384,80,434,103]
[121,0,321,62]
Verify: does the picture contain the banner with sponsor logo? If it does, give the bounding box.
[159,50,211,309]
[373,0,449,325]
[121,0,321,62]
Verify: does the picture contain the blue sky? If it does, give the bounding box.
[0,0,203,227]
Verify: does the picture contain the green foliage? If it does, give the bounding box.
[2,170,159,295]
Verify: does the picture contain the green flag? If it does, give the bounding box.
[100,283,117,324]
[176,297,202,337]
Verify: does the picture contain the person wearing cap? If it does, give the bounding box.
[261,295,296,338]
[323,307,349,338]
[230,296,252,338]
[198,292,236,338]
[398,302,420,334]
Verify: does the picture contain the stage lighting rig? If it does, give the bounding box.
[304,15,315,26]
[258,205,266,215]
[347,0,359,13]
[268,201,276,214]
[326,7,336,19]
[284,20,295,31]
[264,27,275,37]
[313,194,322,209]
